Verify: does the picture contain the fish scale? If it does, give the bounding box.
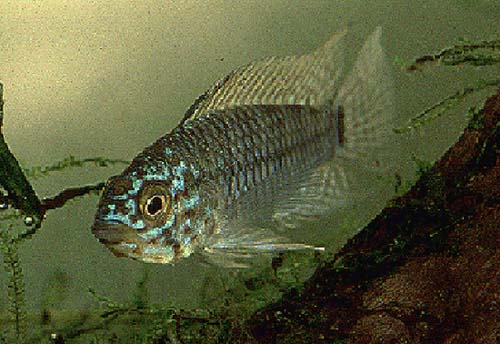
[181,105,336,204]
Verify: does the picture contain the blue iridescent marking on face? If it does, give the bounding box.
[179,216,193,235]
[181,194,200,210]
[104,204,119,221]
[102,210,146,230]
[101,199,146,229]
[102,213,123,223]
[144,174,169,181]
[171,178,184,193]
[190,163,200,179]
[165,147,173,157]
[169,163,188,195]
[125,199,137,216]
[120,243,138,250]
[131,219,145,229]
[127,178,142,196]
[110,194,128,201]
[138,227,163,240]
[164,213,175,228]
[157,236,168,245]
[195,219,204,232]
[174,161,187,175]
[180,235,192,246]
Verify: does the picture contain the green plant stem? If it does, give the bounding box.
[406,38,500,71]
[394,79,500,134]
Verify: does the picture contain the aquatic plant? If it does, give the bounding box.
[0,82,129,342]
[0,225,26,341]
[23,156,129,181]
[393,79,499,134]
[400,37,500,70]
[394,37,500,134]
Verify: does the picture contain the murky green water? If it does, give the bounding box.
[0,0,498,341]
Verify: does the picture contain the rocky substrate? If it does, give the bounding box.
[246,91,499,344]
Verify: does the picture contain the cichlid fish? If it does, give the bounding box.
[92,27,394,265]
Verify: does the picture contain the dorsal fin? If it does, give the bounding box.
[181,30,346,123]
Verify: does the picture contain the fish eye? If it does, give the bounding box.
[139,184,171,221]
[146,195,166,217]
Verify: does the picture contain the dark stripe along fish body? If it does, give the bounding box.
[92,28,394,265]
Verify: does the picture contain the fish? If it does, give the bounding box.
[92,27,394,265]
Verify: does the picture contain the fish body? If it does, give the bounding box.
[92,28,394,264]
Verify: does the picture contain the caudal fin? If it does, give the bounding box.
[336,27,395,166]
[269,27,396,228]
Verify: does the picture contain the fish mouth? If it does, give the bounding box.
[92,221,134,245]
[92,221,176,264]
[92,221,142,257]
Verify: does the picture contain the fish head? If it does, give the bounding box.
[92,159,206,264]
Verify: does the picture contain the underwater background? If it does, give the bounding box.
[0,0,498,342]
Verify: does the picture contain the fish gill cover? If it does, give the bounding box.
[91,27,396,267]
